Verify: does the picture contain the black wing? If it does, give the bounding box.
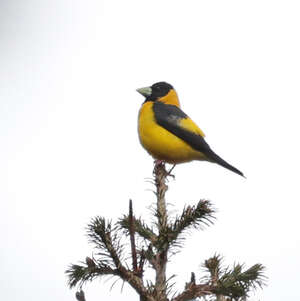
[152,101,244,177]
[153,101,212,154]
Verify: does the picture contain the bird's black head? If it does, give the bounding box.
[150,82,173,99]
[137,82,173,101]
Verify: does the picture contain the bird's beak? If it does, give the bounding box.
[136,86,152,97]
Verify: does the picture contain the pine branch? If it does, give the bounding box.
[119,215,157,244]
[66,162,266,301]
[204,254,223,285]
[67,217,155,301]
[166,200,215,249]
[66,262,120,288]
[204,254,226,301]
[172,200,215,233]
[66,253,153,300]
[172,254,266,301]
[215,263,266,299]
[204,255,266,300]
[87,217,124,268]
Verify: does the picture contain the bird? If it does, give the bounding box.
[137,81,244,177]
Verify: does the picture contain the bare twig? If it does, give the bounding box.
[190,272,195,285]
[138,248,146,276]
[129,199,138,273]
[119,216,157,244]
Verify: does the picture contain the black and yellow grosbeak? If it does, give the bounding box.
[137,81,244,177]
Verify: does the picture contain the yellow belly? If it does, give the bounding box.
[138,102,205,163]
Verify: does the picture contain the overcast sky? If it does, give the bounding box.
[1,1,300,300]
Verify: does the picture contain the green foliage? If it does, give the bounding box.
[119,215,157,243]
[119,200,215,252]
[167,200,215,248]
[203,255,266,300]
[66,262,120,289]
[65,164,266,301]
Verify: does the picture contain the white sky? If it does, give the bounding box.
[1,1,300,300]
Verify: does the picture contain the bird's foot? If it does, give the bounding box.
[154,159,165,167]
[153,160,166,177]
[166,164,176,179]
[153,161,176,179]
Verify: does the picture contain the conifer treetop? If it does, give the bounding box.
[66,163,266,301]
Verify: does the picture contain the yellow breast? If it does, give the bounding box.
[138,102,205,163]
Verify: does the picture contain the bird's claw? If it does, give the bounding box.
[154,159,165,167]
[167,164,176,179]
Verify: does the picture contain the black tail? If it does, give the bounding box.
[207,151,245,177]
